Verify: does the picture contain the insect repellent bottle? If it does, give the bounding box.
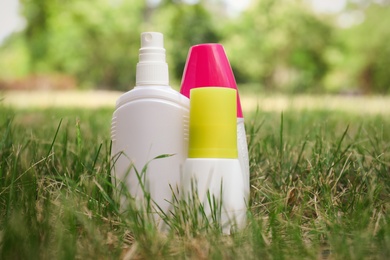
[182,87,247,234]
[180,44,250,205]
[111,32,189,226]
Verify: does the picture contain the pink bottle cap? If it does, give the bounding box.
[180,44,243,118]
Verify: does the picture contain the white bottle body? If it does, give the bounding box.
[182,158,247,234]
[237,118,250,202]
[111,85,189,221]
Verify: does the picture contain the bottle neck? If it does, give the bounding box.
[136,61,169,86]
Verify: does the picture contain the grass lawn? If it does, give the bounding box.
[0,95,389,259]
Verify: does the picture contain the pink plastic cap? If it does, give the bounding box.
[180,44,243,118]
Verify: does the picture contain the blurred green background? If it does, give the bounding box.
[0,0,389,94]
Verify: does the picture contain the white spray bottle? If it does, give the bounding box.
[111,32,189,226]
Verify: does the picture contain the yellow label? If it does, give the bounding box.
[188,87,237,158]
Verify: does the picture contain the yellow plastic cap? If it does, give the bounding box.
[188,87,238,158]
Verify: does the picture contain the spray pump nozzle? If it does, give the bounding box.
[136,32,169,86]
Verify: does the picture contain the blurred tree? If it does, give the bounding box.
[21,0,51,66]
[14,0,222,89]
[0,34,30,80]
[19,0,146,90]
[222,0,334,93]
[5,0,389,94]
[341,2,390,94]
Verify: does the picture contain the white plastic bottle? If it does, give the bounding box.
[111,32,189,226]
[182,87,247,234]
[180,44,250,205]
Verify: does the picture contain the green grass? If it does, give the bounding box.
[0,105,389,259]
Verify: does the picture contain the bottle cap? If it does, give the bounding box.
[136,32,169,86]
[180,44,243,118]
[188,87,238,159]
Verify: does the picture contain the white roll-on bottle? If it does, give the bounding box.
[180,44,250,205]
[111,32,189,227]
